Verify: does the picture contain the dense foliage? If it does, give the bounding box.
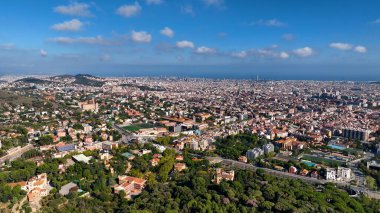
[215,133,264,160]
[0,159,37,182]
[37,152,380,213]
[0,183,25,203]
[358,160,380,189]
[37,135,54,146]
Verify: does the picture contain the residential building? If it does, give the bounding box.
[213,168,235,184]
[289,166,297,174]
[246,148,264,159]
[337,167,351,181]
[342,128,370,141]
[238,156,247,163]
[174,163,187,172]
[113,176,146,199]
[263,143,274,154]
[59,182,79,196]
[326,168,336,180]
[72,154,92,164]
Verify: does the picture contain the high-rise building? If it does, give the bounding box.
[337,167,351,181]
[342,128,370,141]
[246,148,264,159]
[326,168,336,180]
[263,143,274,154]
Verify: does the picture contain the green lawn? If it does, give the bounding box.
[302,154,346,167]
[123,123,155,132]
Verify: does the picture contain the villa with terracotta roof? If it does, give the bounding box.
[9,173,50,204]
[174,163,187,172]
[150,158,160,166]
[113,175,146,199]
[213,168,235,184]
[277,137,307,150]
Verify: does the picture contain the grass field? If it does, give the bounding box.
[302,154,346,167]
[0,90,35,106]
[123,123,155,132]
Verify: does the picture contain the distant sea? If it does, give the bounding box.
[89,63,380,81]
[1,63,379,81]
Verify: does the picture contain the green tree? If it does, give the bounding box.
[38,135,54,146]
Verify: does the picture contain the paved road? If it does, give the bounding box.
[214,157,328,184]
[113,124,380,199]
[112,124,137,143]
[347,153,374,187]
[114,124,181,153]
[12,196,27,213]
[0,144,34,165]
[217,157,380,199]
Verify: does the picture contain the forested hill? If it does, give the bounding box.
[35,156,380,213]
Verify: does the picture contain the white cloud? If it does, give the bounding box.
[203,0,224,7]
[131,30,152,43]
[195,46,216,54]
[49,36,107,45]
[329,42,367,53]
[218,32,227,38]
[282,33,295,41]
[176,40,195,48]
[54,2,92,17]
[257,49,274,56]
[254,48,289,59]
[252,19,286,27]
[116,2,141,18]
[231,51,247,58]
[279,52,289,59]
[146,0,163,5]
[0,43,14,50]
[372,19,380,24]
[51,19,84,31]
[39,49,48,57]
[354,45,367,53]
[293,47,314,57]
[100,54,111,61]
[160,27,174,38]
[181,5,195,16]
[329,42,352,51]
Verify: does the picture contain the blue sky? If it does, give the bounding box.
[0,0,379,80]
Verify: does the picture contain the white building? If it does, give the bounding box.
[326,168,336,180]
[263,143,274,154]
[199,140,209,151]
[246,148,264,159]
[188,140,199,150]
[152,144,166,153]
[83,124,93,133]
[337,167,351,181]
[326,167,351,181]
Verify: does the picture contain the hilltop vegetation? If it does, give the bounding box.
[15,77,51,84]
[0,90,36,106]
[32,149,380,213]
[65,74,105,87]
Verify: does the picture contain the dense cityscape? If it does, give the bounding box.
[0,75,379,212]
[1,0,380,212]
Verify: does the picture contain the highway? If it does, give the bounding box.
[216,157,380,199]
[213,157,328,184]
[114,124,380,199]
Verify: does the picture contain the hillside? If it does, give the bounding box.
[73,74,104,87]
[15,77,50,84]
[50,74,104,87]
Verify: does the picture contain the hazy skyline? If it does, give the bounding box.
[0,0,379,80]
